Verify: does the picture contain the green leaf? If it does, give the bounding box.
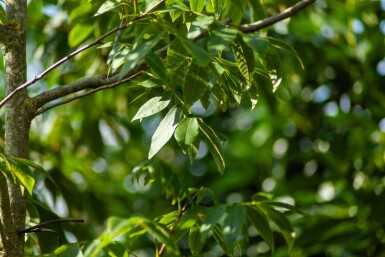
[69,2,92,22]
[246,205,274,252]
[231,36,254,88]
[0,5,8,25]
[11,157,56,186]
[208,27,238,57]
[131,216,181,256]
[200,204,226,242]
[0,154,17,183]
[149,106,183,158]
[168,38,188,66]
[119,32,165,78]
[251,192,273,202]
[166,0,188,21]
[210,0,225,18]
[183,61,209,106]
[242,34,269,55]
[265,201,310,216]
[211,224,227,252]
[94,0,119,16]
[158,211,180,226]
[189,223,205,255]
[190,0,206,13]
[223,204,245,252]
[188,135,201,163]
[181,39,210,66]
[54,243,84,257]
[267,36,304,69]
[132,92,172,121]
[198,119,225,174]
[261,204,296,251]
[106,242,130,257]
[187,15,215,39]
[68,24,94,47]
[145,51,168,81]
[174,206,207,242]
[11,162,35,195]
[107,217,134,238]
[247,0,267,21]
[175,117,199,147]
[211,83,230,111]
[138,78,163,88]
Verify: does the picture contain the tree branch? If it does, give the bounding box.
[0,0,166,109]
[28,0,315,116]
[34,70,144,116]
[31,46,168,114]
[237,0,317,33]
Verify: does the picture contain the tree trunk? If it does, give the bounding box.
[0,0,31,256]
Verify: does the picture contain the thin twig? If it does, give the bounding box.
[18,218,84,246]
[0,0,166,109]
[107,18,127,67]
[158,200,189,256]
[237,0,317,33]
[18,218,84,235]
[31,45,168,112]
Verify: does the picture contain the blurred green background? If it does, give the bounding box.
[1,0,384,256]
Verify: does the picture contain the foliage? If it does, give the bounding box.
[1,0,384,256]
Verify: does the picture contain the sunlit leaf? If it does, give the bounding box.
[158,211,180,227]
[70,2,92,22]
[190,0,206,13]
[149,106,183,158]
[265,201,310,216]
[200,204,226,242]
[54,243,84,257]
[107,217,135,238]
[68,24,94,47]
[175,117,199,147]
[132,92,172,121]
[10,162,35,195]
[187,15,214,39]
[0,4,8,25]
[210,0,225,18]
[211,224,227,252]
[106,242,130,257]
[166,0,188,21]
[231,36,254,88]
[138,78,163,88]
[11,157,56,186]
[183,61,209,106]
[187,139,200,163]
[94,0,119,16]
[198,119,225,174]
[119,32,165,78]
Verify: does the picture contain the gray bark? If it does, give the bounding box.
[0,0,31,256]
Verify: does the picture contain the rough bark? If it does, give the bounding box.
[0,0,31,256]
